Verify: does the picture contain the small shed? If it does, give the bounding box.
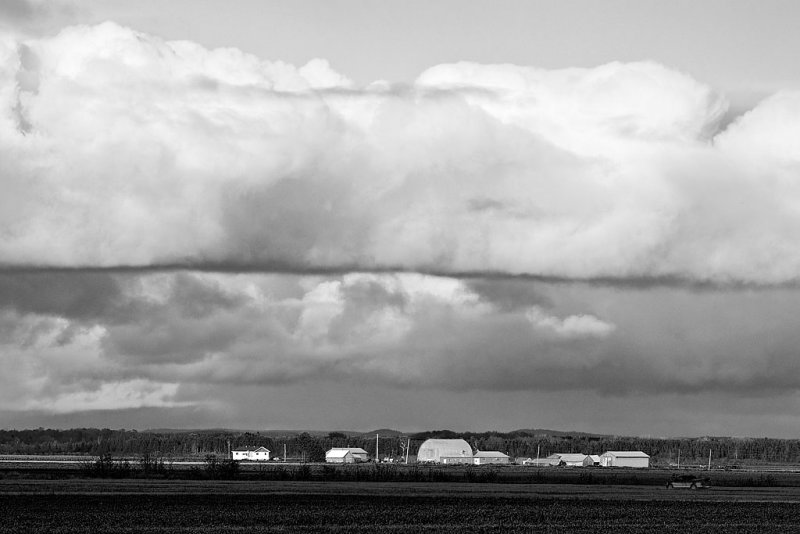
[600,451,650,468]
[473,451,511,465]
[583,454,602,467]
[231,446,271,461]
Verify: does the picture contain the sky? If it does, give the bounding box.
[2,1,800,437]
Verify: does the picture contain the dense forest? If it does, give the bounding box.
[2,428,800,464]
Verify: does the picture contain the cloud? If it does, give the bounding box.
[2,23,800,284]
[525,306,616,338]
[22,379,186,413]
[7,270,800,418]
[0,0,79,37]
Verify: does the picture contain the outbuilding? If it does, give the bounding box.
[600,451,650,468]
[550,453,588,467]
[522,457,560,467]
[583,455,601,467]
[231,446,271,461]
[416,439,473,464]
[325,447,370,463]
[473,451,511,465]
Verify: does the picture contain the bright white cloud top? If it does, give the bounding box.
[2,23,800,284]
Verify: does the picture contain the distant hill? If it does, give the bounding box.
[146,428,408,438]
[410,428,611,440]
[139,427,612,440]
[360,429,405,437]
[145,428,241,434]
[510,428,612,438]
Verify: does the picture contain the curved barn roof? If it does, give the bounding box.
[417,439,473,459]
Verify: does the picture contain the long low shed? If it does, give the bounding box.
[600,451,650,468]
[550,453,588,467]
[473,451,510,465]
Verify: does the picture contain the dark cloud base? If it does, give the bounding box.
[1,263,785,291]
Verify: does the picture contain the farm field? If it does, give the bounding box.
[4,480,800,533]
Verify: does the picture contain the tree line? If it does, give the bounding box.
[2,428,800,464]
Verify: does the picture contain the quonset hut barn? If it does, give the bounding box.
[417,439,473,464]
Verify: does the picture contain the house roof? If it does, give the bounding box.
[232,446,270,452]
[474,451,509,458]
[587,455,602,462]
[603,451,650,458]
[326,447,369,458]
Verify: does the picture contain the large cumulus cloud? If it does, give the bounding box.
[5,270,800,417]
[2,23,800,283]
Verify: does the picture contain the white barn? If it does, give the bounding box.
[473,451,511,465]
[325,447,370,463]
[231,446,271,461]
[600,451,650,468]
[417,439,473,464]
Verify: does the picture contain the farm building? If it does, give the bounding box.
[325,447,370,463]
[600,451,650,468]
[522,457,560,466]
[473,451,511,465]
[416,439,473,464]
[583,455,601,467]
[550,453,588,467]
[231,446,271,461]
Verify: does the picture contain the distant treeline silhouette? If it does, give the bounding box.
[2,428,800,464]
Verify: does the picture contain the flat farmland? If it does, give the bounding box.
[4,480,800,533]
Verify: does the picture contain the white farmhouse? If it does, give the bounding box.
[231,446,271,461]
[473,451,511,465]
[600,451,650,468]
[325,447,370,463]
[416,439,473,464]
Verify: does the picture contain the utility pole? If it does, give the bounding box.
[405,438,410,464]
[375,433,379,463]
[708,449,712,471]
[677,448,680,469]
[536,444,540,465]
[284,443,286,463]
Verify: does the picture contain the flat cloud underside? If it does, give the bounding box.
[2,271,800,416]
[1,23,800,284]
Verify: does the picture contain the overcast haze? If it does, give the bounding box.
[3,0,800,437]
